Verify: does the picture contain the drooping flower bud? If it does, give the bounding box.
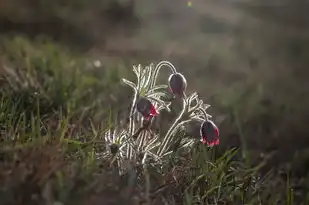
[136,97,159,120]
[200,120,220,147]
[168,73,187,96]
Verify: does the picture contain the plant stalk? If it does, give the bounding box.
[127,90,138,159]
[158,97,186,156]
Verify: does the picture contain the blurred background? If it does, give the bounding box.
[1,0,309,201]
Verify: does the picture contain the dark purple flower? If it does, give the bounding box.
[200,120,220,147]
[168,73,187,96]
[136,97,159,120]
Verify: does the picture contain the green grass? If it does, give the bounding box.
[0,36,299,205]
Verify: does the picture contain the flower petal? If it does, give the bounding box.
[136,97,159,119]
[150,104,159,116]
[202,137,220,147]
[200,120,220,146]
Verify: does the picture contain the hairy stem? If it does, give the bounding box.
[127,90,138,159]
[158,97,186,156]
[150,61,177,88]
[199,108,210,121]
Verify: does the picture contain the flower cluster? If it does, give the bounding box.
[111,61,220,164]
[131,61,220,148]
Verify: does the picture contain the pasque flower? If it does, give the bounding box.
[168,73,187,96]
[121,61,220,161]
[136,97,159,120]
[200,120,220,147]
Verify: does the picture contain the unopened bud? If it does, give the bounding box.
[168,73,187,96]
